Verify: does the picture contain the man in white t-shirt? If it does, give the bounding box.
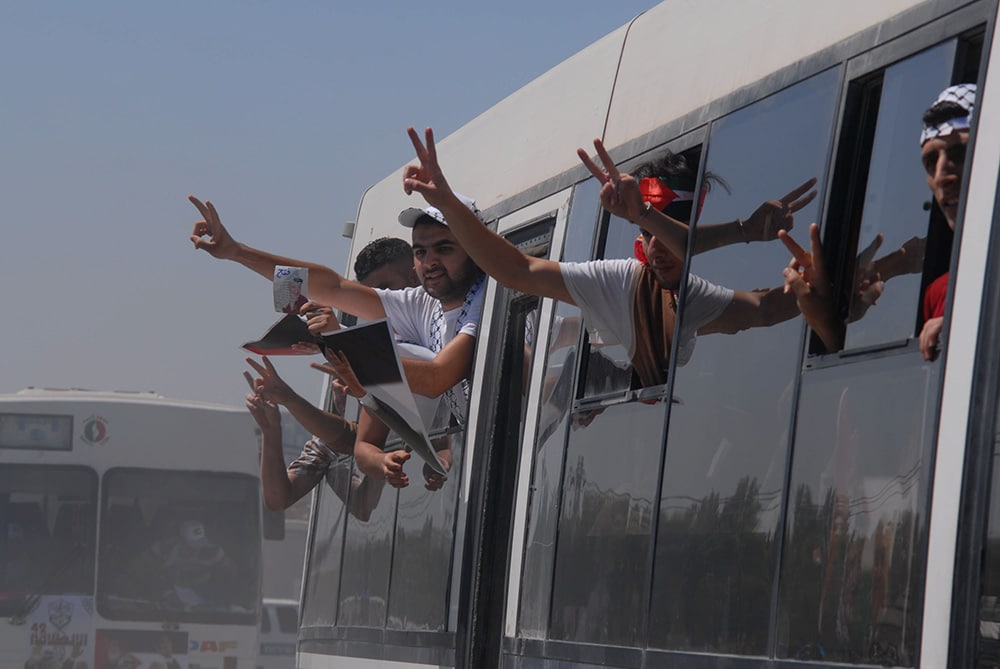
[402,127,811,388]
[189,195,485,489]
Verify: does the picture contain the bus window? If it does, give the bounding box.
[0,466,97,615]
[300,383,353,628]
[336,454,394,627]
[299,474,348,628]
[97,468,259,624]
[386,426,465,631]
[774,37,982,664]
[834,41,957,352]
[778,354,934,664]
[548,400,664,646]
[648,67,839,654]
[518,179,598,639]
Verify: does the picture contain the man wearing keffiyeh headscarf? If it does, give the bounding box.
[918,83,975,360]
[780,83,976,361]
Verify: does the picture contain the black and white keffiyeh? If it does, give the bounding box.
[429,275,485,424]
[920,83,976,146]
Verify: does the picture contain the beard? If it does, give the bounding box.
[422,258,482,304]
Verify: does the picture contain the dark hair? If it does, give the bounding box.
[632,150,729,223]
[632,150,728,193]
[923,100,969,127]
[354,237,413,281]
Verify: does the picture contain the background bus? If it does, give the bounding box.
[295,0,1000,668]
[1,388,263,669]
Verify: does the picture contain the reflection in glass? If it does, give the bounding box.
[844,41,955,350]
[300,475,348,628]
[519,304,582,638]
[648,69,839,654]
[338,455,396,628]
[976,323,1000,664]
[549,401,665,646]
[97,469,259,623]
[980,437,1000,662]
[518,180,599,638]
[778,355,935,665]
[387,430,464,630]
[0,467,97,616]
[581,209,646,398]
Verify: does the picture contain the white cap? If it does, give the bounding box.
[398,192,483,227]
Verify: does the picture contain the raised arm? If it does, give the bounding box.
[402,127,574,304]
[352,409,411,488]
[577,140,816,257]
[577,138,693,262]
[188,196,385,320]
[243,374,321,511]
[246,357,357,454]
[779,224,845,352]
[400,332,476,397]
[691,178,817,253]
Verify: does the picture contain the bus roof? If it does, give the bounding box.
[347,0,927,272]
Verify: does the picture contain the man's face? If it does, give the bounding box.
[641,232,684,290]
[921,130,968,230]
[360,258,417,290]
[411,223,480,308]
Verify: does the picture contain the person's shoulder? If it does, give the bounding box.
[686,272,733,301]
[377,285,433,308]
[562,257,639,275]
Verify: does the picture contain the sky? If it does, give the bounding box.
[0,1,658,408]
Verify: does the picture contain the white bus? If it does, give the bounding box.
[297,0,1000,667]
[1,388,264,669]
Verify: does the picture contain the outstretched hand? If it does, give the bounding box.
[743,178,818,242]
[189,196,238,259]
[577,138,645,223]
[242,371,280,431]
[383,449,411,488]
[310,350,367,398]
[779,223,844,352]
[245,356,297,406]
[403,127,455,210]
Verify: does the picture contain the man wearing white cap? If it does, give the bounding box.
[189,195,486,488]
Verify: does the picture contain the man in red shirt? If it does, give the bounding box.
[918,83,975,360]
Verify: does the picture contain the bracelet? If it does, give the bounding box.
[636,200,653,222]
[737,218,748,243]
[357,393,378,409]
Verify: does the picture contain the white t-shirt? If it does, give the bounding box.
[559,258,733,367]
[376,284,484,423]
[376,285,483,350]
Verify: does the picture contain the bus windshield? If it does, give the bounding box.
[97,468,259,624]
[0,466,98,616]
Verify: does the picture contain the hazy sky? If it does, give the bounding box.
[1,1,656,407]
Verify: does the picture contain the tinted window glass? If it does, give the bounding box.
[387,429,464,631]
[980,406,1000,664]
[842,41,956,351]
[299,475,348,628]
[97,469,259,624]
[778,354,935,665]
[649,68,839,654]
[0,466,97,615]
[518,180,597,637]
[337,454,395,628]
[549,400,665,646]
